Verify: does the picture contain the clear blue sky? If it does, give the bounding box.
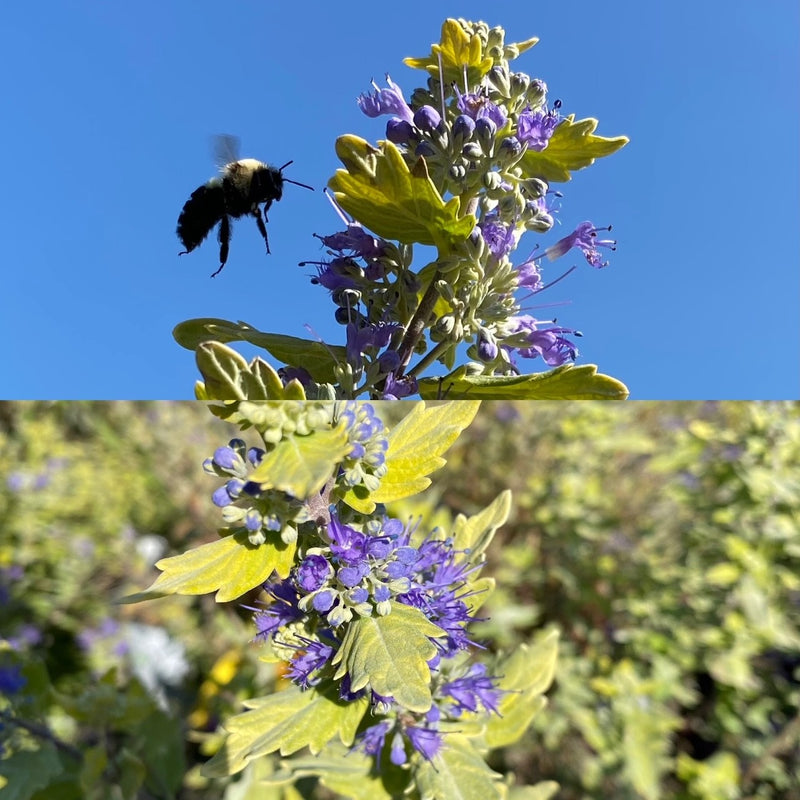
[1,1,797,399]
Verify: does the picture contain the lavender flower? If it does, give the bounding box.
[545,221,617,268]
[357,75,414,123]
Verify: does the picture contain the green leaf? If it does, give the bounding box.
[452,491,512,564]
[202,683,369,778]
[520,115,629,182]
[483,631,559,748]
[196,342,252,400]
[508,782,560,800]
[403,18,495,85]
[123,530,296,603]
[418,365,629,400]
[331,601,446,712]
[343,401,480,513]
[174,318,346,385]
[0,743,62,799]
[328,137,475,251]
[247,425,351,500]
[415,734,504,800]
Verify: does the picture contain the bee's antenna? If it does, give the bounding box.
[284,178,315,192]
[278,160,314,191]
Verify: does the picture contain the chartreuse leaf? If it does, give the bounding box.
[331,602,446,712]
[343,401,480,513]
[175,319,347,385]
[404,18,495,85]
[202,682,369,778]
[120,530,296,604]
[509,782,560,800]
[415,734,504,800]
[247,424,351,500]
[328,137,475,251]
[452,491,512,564]
[270,742,408,800]
[520,115,629,182]
[482,630,559,749]
[419,365,629,400]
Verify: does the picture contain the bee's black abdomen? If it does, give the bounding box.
[177,182,226,252]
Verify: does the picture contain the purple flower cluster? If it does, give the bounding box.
[252,509,502,766]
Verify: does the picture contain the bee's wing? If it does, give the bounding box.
[212,134,241,170]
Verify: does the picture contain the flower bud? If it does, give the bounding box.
[462,142,483,161]
[452,114,476,142]
[386,118,415,144]
[474,117,497,152]
[487,65,511,97]
[526,78,548,107]
[413,105,442,133]
[510,71,531,99]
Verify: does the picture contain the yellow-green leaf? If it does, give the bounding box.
[248,425,351,500]
[415,734,504,800]
[404,19,494,85]
[343,401,480,513]
[328,137,475,252]
[418,365,629,400]
[174,318,346,385]
[452,491,512,563]
[331,602,445,712]
[202,683,369,778]
[128,531,296,603]
[520,115,629,182]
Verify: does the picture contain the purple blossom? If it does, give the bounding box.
[253,582,303,639]
[478,215,516,260]
[516,258,543,291]
[317,226,386,260]
[345,321,400,370]
[380,373,418,400]
[406,726,443,761]
[455,88,507,127]
[545,221,617,268]
[328,515,368,564]
[517,104,561,151]
[297,554,331,592]
[441,663,502,716]
[286,640,334,688]
[0,664,26,695]
[357,75,414,123]
[358,721,391,757]
[506,316,580,366]
[312,590,336,613]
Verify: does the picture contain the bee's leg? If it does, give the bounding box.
[253,206,270,255]
[212,215,231,277]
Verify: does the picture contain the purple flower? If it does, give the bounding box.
[346,321,400,370]
[380,373,418,400]
[358,721,391,757]
[213,445,242,471]
[506,316,580,366]
[297,554,331,592]
[455,88,507,128]
[545,221,616,268]
[442,663,502,716]
[253,582,302,639]
[516,257,543,291]
[357,75,414,124]
[406,726,443,761]
[452,114,476,140]
[312,590,336,613]
[0,664,26,695]
[286,640,334,688]
[328,515,368,564]
[478,215,516,259]
[517,104,561,151]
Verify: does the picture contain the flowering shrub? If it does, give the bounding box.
[117,400,558,797]
[175,18,629,400]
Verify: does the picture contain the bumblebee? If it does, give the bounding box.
[177,135,313,277]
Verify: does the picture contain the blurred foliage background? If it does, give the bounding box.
[1,401,798,799]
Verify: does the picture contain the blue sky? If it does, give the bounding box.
[1,1,797,399]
